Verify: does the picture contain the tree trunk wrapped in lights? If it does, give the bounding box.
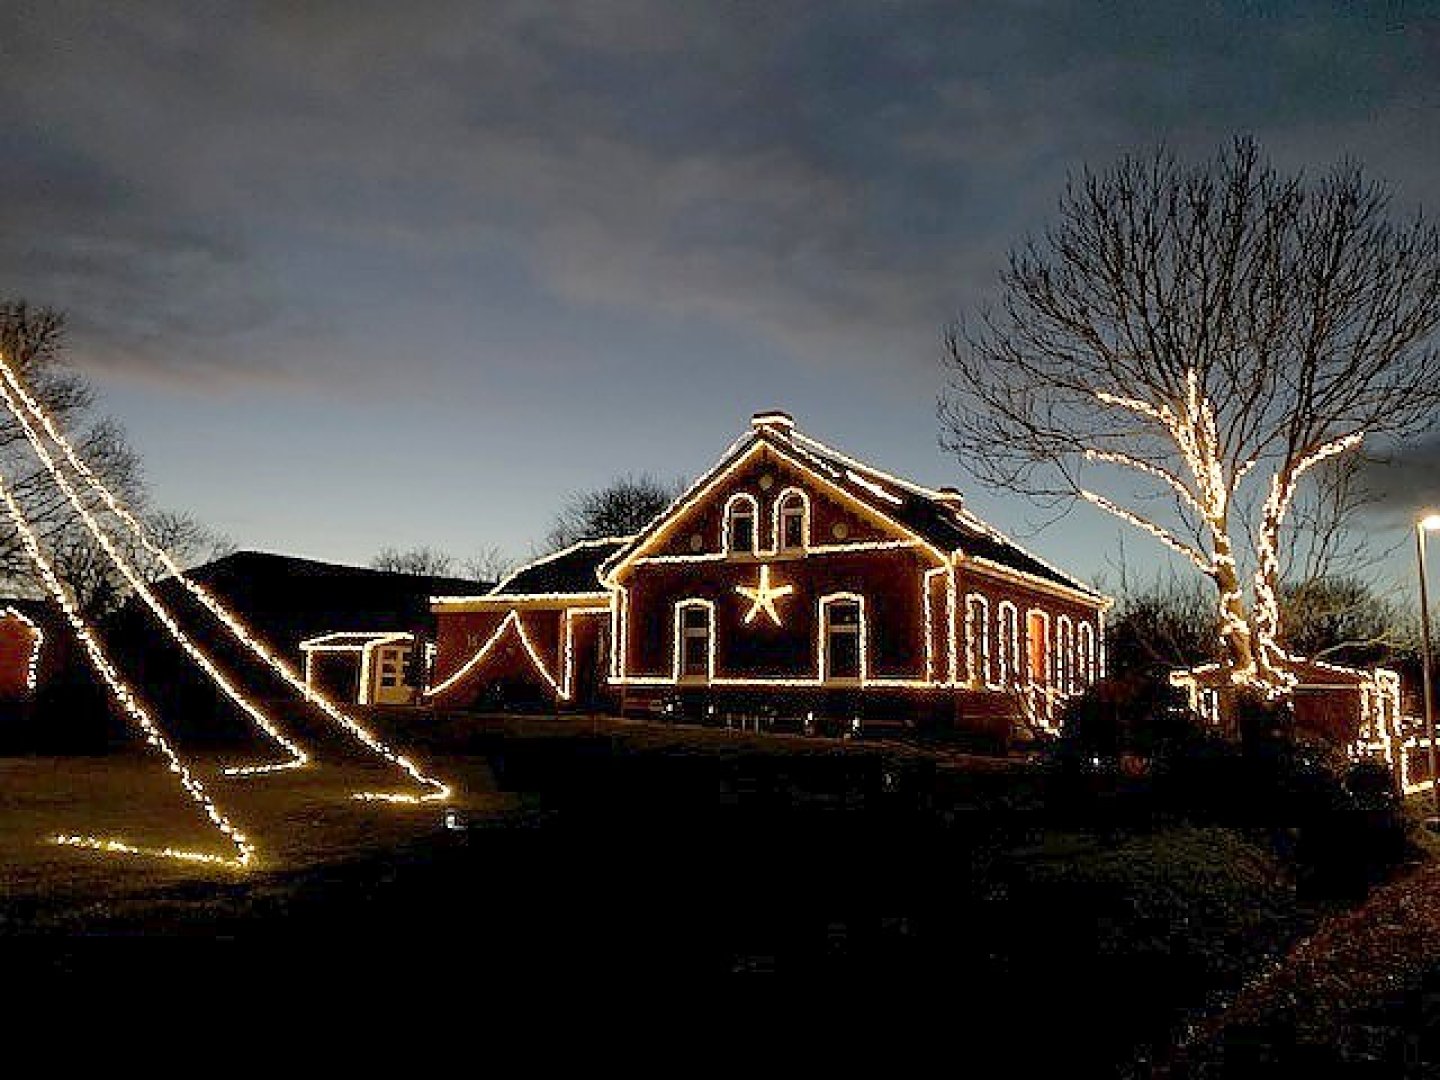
[941,138,1440,699]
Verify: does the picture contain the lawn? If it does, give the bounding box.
[2,710,1327,1072]
[0,746,511,924]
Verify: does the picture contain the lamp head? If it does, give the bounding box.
[1422,514,1440,532]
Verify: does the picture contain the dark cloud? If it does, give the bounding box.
[0,1,1436,387]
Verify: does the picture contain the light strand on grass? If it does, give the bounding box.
[0,352,450,803]
[0,466,251,868]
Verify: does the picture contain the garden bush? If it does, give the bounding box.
[1050,678,1416,898]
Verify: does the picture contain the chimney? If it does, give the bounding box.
[936,486,964,511]
[750,410,795,434]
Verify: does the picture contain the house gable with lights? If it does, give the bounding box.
[427,412,1111,734]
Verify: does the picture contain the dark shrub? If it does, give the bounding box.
[1051,678,1414,895]
[1054,672,1197,767]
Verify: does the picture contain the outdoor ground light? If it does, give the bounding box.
[1417,514,1440,821]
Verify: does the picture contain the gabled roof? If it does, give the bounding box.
[126,550,485,650]
[602,413,1106,602]
[488,537,631,598]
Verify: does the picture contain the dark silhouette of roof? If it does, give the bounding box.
[488,538,631,597]
[134,549,486,652]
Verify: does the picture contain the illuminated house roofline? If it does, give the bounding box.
[596,412,1108,605]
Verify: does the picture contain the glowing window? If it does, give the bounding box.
[1027,610,1050,686]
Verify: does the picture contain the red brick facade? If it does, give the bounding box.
[428,413,1110,735]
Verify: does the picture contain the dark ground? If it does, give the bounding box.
[1,711,1335,1072]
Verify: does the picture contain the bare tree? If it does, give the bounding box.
[1278,576,1416,668]
[461,544,514,585]
[1106,572,1221,677]
[0,303,151,611]
[138,509,237,577]
[543,472,685,552]
[941,139,1440,695]
[369,545,457,577]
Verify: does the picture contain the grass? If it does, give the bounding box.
[1,708,1331,1072]
[0,746,511,926]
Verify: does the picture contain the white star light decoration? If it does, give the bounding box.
[736,564,793,626]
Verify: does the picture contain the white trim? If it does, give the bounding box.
[431,591,610,611]
[722,492,760,556]
[1057,614,1075,697]
[819,592,866,683]
[1078,621,1096,686]
[773,485,812,552]
[962,554,1111,608]
[632,539,918,565]
[997,600,1021,689]
[602,435,949,584]
[1026,607,1055,730]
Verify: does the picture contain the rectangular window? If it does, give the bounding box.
[680,605,711,679]
[781,509,805,550]
[826,600,862,680]
[730,514,754,554]
[1027,611,1050,685]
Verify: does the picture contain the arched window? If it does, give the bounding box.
[997,601,1020,688]
[1077,622,1096,688]
[965,593,991,687]
[775,487,810,552]
[1057,615,1075,696]
[723,493,758,556]
[1026,609,1051,688]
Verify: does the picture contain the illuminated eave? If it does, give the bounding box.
[959,552,1112,609]
[432,591,612,612]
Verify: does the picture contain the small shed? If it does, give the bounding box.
[299,630,418,706]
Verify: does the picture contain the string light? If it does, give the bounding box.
[299,631,413,706]
[1089,367,1372,700]
[0,353,450,803]
[735,564,794,626]
[425,610,563,700]
[0,373,310,776]
[426,413,1104,719]
[772,486,811,550]
[964,592,992,689]
[0,464,251,868]
[672,599,717,681]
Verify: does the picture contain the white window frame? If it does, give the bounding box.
[722,493,759,557]
[673,599,716,683]
[819,592,866,683]
[773,486,811,553]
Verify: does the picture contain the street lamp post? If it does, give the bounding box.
[1418,514,1440,819]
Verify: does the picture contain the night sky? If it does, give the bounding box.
[2,2,1437,587]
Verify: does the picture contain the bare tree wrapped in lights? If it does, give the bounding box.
[941,139,1440,697]
[0,303,234,612]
